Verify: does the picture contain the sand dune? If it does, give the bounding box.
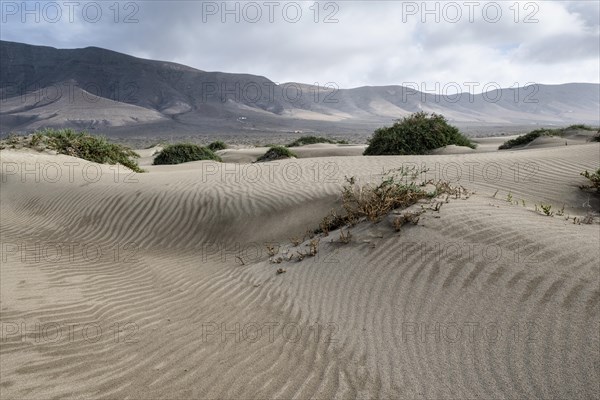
[1,142,599,398]
[218,143,367,163]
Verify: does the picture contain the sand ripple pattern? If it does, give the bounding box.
[1,145,598,398]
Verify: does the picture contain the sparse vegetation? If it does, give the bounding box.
[565,124,595,131]
[392,211,423,232]
[2,129,144,172]
[339,170,430,223]
[277,169,471,265]
[287,136,348,147]
[308,238,320,256]
[540,204,553,216]
[580,168,600,193]
[6,133,20,145]
[573,214,592,224]
[266,244,278,257]
[499,125,597,150]
[153,143,222,165]
[289,236,303,247]
[255,146,297,162]
[316,167,465,234]
[207,141,228,151]
[338,228,352,244]
[363,112,476,156]
[506,192,513,203]
[499,129,562,149]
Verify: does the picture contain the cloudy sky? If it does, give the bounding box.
[1,1,599,92]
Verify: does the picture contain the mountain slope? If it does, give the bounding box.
[1,41,599,136]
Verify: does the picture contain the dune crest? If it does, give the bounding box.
[1,142,599,398]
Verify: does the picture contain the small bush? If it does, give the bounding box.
[539,204,554,216]
[30,132,43,147]
[153,143,222,165]
[255,146,297,162]
[580,168,600,193]
[207,141,227,151]
[364,112,475,156]
[499,129,564,149]
[316,168,465,234]
[339,172,430,223]
[7,133,20,145]
[498,125,598,149]
[392,211,423,232]
[29,129,143,172]
[565,124,595,131]
[287,136,348,147]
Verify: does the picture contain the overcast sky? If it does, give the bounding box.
[1,1,599,92]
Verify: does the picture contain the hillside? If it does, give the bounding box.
[1,41,599,137]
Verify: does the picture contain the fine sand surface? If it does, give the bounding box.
[1,140,599,399]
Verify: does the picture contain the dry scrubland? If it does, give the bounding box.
[0,125,599,399]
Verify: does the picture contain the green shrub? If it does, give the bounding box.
[287,136,348,147]
[207,140,227,151]
[255,146,297,162]
[363,112,475,156]
[499,129,564,149]
[6,133,20,145]
[30,132,43,147]
[580,168,600,193]
[35,129,144,172]
[565,124,595,131]
[153,143,222,165]
[499,125,598,149]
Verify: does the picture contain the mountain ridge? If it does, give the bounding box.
[1,40,599,137]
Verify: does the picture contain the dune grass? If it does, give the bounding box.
[207,141,228,151]
[287,136,348,147]
[153,143,222,165]
[499,125,598,149]
[565,124,596,131]
[316,167,466,234]
[3,129,144,172]
[363,112,475,156]
[580,168,600,193]
[255,146,297,162]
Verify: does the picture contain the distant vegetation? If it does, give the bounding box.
[153,143,222,165]
[566,124,595,131]
[363,112,476,156]
[499,125,598,149]
[256,146,297,162]
[207,141,228,151]
[1,129,144,172]
[287,136,348,147]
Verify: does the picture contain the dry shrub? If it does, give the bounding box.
[317,167,461,234]
[392,211,423,232]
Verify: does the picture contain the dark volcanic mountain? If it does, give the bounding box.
[1,40,599,138]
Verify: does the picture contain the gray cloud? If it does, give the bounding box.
[1,0,598,90]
